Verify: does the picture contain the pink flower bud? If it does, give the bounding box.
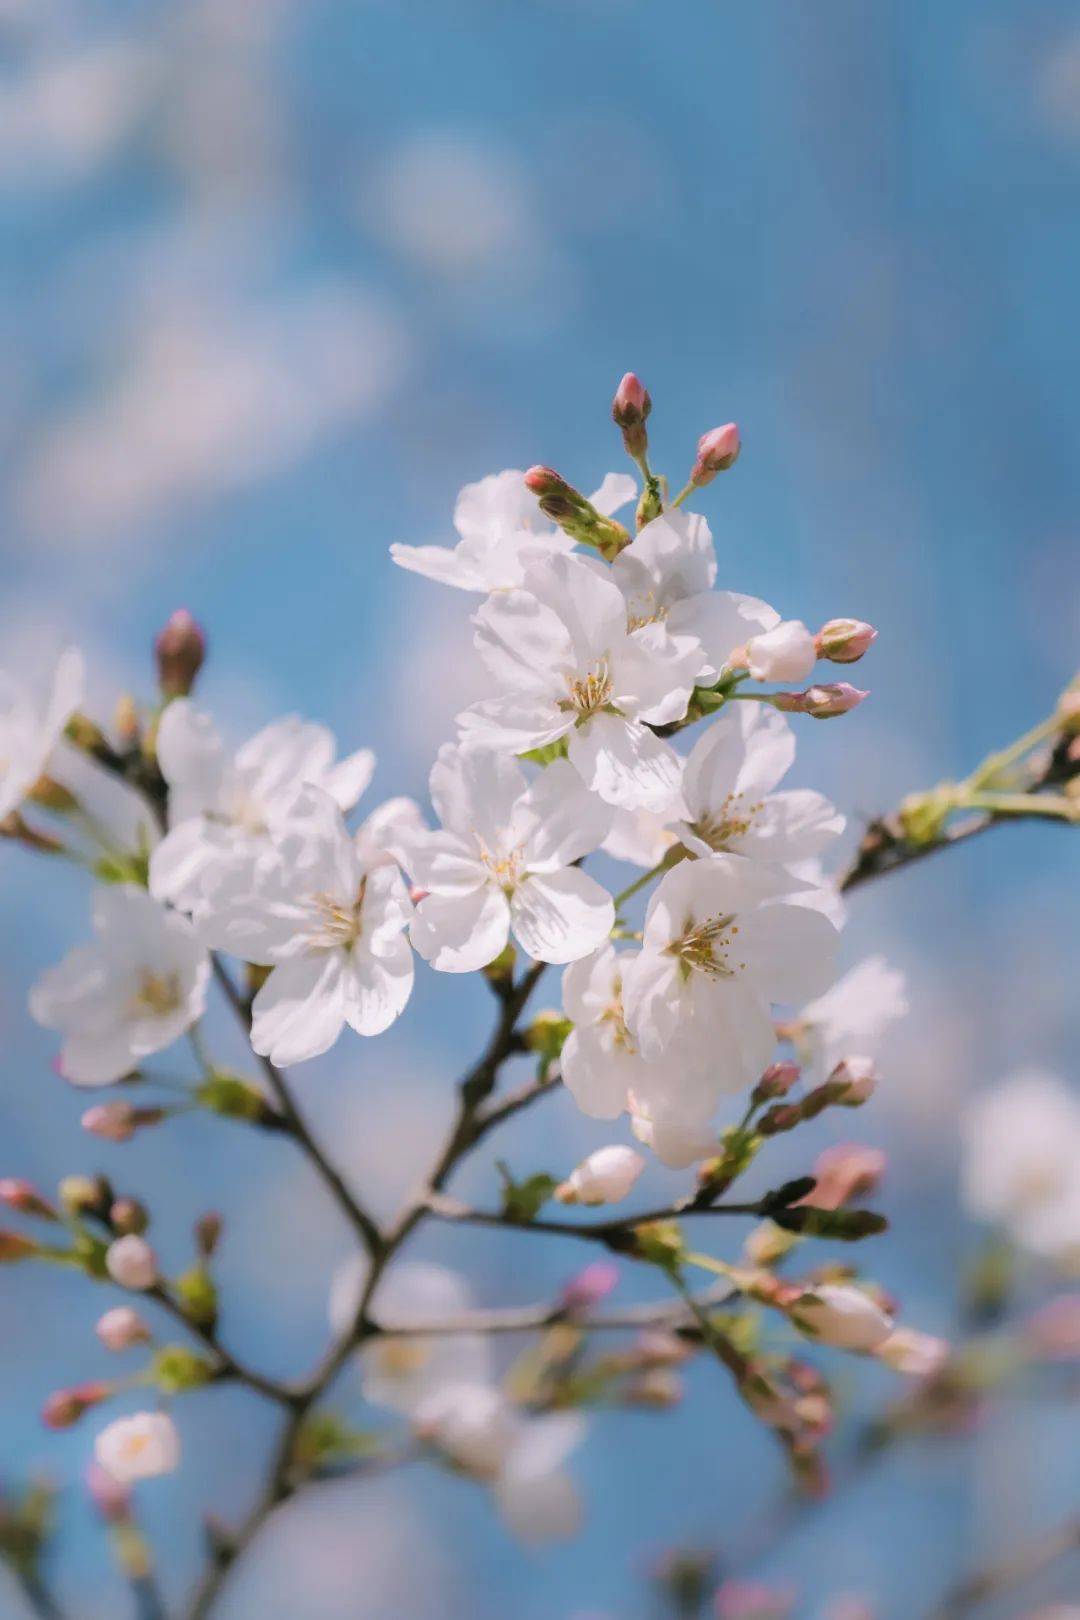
[0,1178,57,1220]
[803,682,868,718]
[0,1228,40,1262]
[816,619,878,664]
[523,465,571,499]
[1022,1294,1080,1362]
[612,372,651,458]
[96,1306,152,1352]
[105,1234,157,1291]
[110,1198,149,1236]
[557,1260,619,1315]
[715,1579,796,1620]
[745,620,817,682]
[875,1328,950,1379]
[690,422,741,486]
[792,1283,894,1352]
[154,609,206,698]
[556,1145,645,1206]
[82,1103,138,1142]
[807,1143,886,1210]
[828,1055,878,1104]
[85,1462,132,1524]
[42,1381,110,1429]
[753,1062,800,1103]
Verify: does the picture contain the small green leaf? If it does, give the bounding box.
[150,1345,215,1394]
[498,1167,557,1223]
[174,1264,219,1327]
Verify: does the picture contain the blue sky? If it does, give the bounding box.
[1,2,1079,1616]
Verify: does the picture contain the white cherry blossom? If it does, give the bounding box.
[461,552,699,811]
[391,467,635,593]
[149,699,375,912]
[792,1283,894,1352]
[330,1260,492,1414]
[196,785,413,1065]
[415,1382,585,1544]
[611,509,778,686]
[405,746,614,971]
[621,856,839,1097]
[0,647,84,820]
[670,704,844,867]
[793,955,908,1081]
[743,619,816,682]
[962,1071,1080,1260]
[95,1412,180,1484]
[30,886,209,1086]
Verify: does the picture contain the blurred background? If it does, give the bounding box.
[2,1,1079,1616]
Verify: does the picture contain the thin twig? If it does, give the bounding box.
[925,1514,1080,1620]
[147,1285,298,1408]
[373,1279,737,1339]
[422,1190,772,1244]
[9,1571,66,1620]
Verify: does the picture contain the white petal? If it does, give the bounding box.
[429,743,526,847]
[458,694,571,754]
[620,949,686,1061]
[736,899,840,1004]
[148,819,220,909]
[156,699,226,806]
[666,590,778,682]
[343,937,414,1035]
[30,944,111,1030]
[390,541,486,591]
[472,588,574,693]
[588,471,637,517]
[454,469,546,543]
[496,1468,582,1545]
[682,705,794,820]
[520,552,627,670]
[560,1027,636,1119]
[510,869,614,964]
[59,1028,142,1087]
[410,885,511,973]
[322,748,376,812]
[560,944,622,1026]
[734,789,844,863]
[612,508,716,600]
[513,758,613,872]
[236,717,336,810]
[250,953,349,1066]
[400,829,487,898]
[568,714,681,812]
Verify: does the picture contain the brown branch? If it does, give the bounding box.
[146,1285,299,1408]
[925,1515,1080,1620]
[422,1189,774,1246]
[373,1279,737,1339]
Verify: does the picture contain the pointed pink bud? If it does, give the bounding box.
[774,683,868,718]
[523,465,571,498]
[82,1104,167,1143]
[557,1260,619,1315]
[612,372,652,459]
[0,1228,40,1261]
[753,1062,800,1104]
[806,1143,886,1210]
[154,609,206,698]
[0,1178,58,1220]
[42,1381,111,1430]
[827,1056,877,1104]
[690,422,741,486]
[816,619,878,664]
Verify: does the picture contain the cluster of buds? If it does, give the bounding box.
[757,1058,877,1137]
[523,466,631,560]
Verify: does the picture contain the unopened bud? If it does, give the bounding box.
[690,422,741,486]
[154,609,206,699]
[194,1211,223,1259]
[752,1062,800,1105]
[745,620,817,683]
[96,1306,152,1352]
[808,1143,886,1210]
[523,466,631,559]
[113,695,140,748]
[85,1462,132,1524]
[625,1367,683,1408]
[744,1220,797,1268]
[110,1198,149,1236]
[791,1283,894,1351]
[555,1146,644,1207]
[875,1328,949,1378]
[105,1234,157,1290]
[715,1579,796,1620]
[815,619,878,664]
[0,1179,57,1220]
[774,682,868,718]
[557,1260,619,1315]
[59,1175,112,1219]
[827,1056,877,1105]
[82,1103,167,1143]
[612,372,652,460]
[0,1228,40,1262]
[634,1328,693,1368]
[42,1381,110,1429]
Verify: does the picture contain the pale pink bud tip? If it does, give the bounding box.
[558,1260,619,1314]
[42,1382,110,1429]
[612,372,651,425]
[524,465,569,497]
[774,683,868,718]
[0,1228,40,1261]
[83,1103,167,1143]
[155,608,206,698]
[808,1143,886,1210]
[691,422,741,485]
[96,1306,152,1352]
[816,619,878,664]
[0,1178,57,1219]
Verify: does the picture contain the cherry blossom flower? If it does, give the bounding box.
[669,704,844,867]
[743,620,817,682]
[792,1283,894,1351]
[601,803,680,868]
[30,886,209,1086]
[461,551,700,811]
[196,785,414,1065]
[961,1071,1080,1261]
[391,467,635,593]
[415,1382,585,1543]
[0,647,84,820]
[792,955,908,1081]
[629,1096,719,1169]
[609,508,779,686]
[149,699,375,913]
[329,1260,492,1414]
[555,1145,645,1205]
[621,856,839,1097]
[94,1412,180,1484]
[405,746,614,971]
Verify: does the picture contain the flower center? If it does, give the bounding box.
[667,912,744,979]
[689,793,765,851]
[130,970,182,1018]
[373,1338,433,1378]
[599,981,637,1052]
[477,840,525,895]
[561,661,614,721]
[305,881,366,951]
[626,589,670,632]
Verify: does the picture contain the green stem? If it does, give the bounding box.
[962,715,1059,792]
[670,481,696,509]
[964,791,1075,820]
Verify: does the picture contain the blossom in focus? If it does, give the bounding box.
[415,1382,585,1544]
[105,1235,158,1291]
[0,647,84,819]
[669,705,844,867]
[560,945,656,1120]
[329,1260,492,1414]
[601,803,680,869]
[743,620,816,683]
[961,1071,1080,1261]
[792,956,908,1082]
[792,1283,894,1352]
[30,886,209,1085]
[555,1145,645,1205]
[405,746,614,971]
[610,509,778,687]
[622,856,839,1098]
[94,1411,180,1484]
[461,552,700,811]
[197,785,414,1065]
[149,699,375,912]
[390,467,635,593]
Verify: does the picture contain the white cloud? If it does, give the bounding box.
[0,41,158,186]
